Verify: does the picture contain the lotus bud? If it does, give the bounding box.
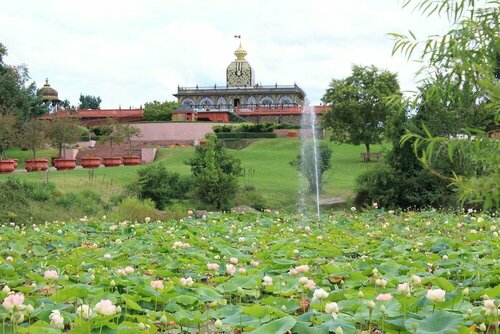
[110,280,116,287]
[463,288,469,296]
[116,306,122,313]
[358,291,364,298]
[25,304,34,314]
[335,327,344,334]
[138,322,145,330]
[367,300,376,310]
[467,308,473,315]
[281,305,287,311]
[2,285,10,293]
[380,305,386,313]
[479,323,487,332]
[214,319,223,329]
[160,315,168,324]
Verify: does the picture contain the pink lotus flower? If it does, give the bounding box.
[44,270,59,281]
[94,299,117,316]
[207,263,220,271]
[376,293,393,302]
[226,264,236,275]
[2,293,25,311]
[150,280,164,290]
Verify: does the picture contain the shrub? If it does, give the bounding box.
[129,164,191,209]
[112,197,160,222]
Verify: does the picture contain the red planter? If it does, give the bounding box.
[11,159,18,169]
[25,158,49,172]
[102,157,122,167]
[80,157,101,169]
[122,156,141,166]
[0,159,16,174]
[53,158,77,170]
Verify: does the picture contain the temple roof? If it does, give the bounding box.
[40,78,59,101]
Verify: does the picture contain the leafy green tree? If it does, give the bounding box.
[17,119,48,159]
[78,94,101,109]
[0,113,18,159]
[185,134,242,211]
[143,100,179,121]
[101,119,126,157]
[391,0,499,210]
[290,142,332,193]
[122,123,142,155]
[322,65,401,160]
[0,43,49,121]
[46,118,84,158]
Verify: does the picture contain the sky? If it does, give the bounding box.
[0,0,452,109]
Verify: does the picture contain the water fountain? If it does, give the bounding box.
[299,101,321,218]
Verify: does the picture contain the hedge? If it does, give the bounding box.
[215,132,277,139]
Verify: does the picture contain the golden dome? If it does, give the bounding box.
[234,43,247,60]
[41,78,59,101]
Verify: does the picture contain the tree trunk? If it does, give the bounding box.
[365,143,371,162]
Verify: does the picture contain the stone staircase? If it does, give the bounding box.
[75,142,142,164]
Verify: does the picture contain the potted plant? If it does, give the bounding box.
[121,123,142,165]
[0,113,19,173]
[102,119,125,167]
[17,119,49,172]
[46,118,83,170]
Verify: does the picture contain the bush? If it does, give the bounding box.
[112,197,161,222]
[129,164,192,209]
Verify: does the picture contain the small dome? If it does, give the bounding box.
[234,43,247,60]
[41,78,59,101]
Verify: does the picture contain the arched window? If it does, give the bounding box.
[247,96,257,107]
[216,97,227,108]
[182,98,195,107]
[260,96,274,108]
[200,97,213,107]
[279,96,294,106]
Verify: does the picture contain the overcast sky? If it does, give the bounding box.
[0,0,452,108]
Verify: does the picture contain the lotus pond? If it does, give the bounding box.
[0,210,498,333]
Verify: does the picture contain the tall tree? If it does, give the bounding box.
[78,94,101,109]
[143,100,180,121]
[185,134,242,211]
[322,65,401,160]
[0,43,49,121]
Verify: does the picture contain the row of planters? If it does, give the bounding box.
[0,118,142,173]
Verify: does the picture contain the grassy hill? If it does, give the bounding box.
[1,138,386,209]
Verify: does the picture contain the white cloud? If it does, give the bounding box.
[0,0,451,108]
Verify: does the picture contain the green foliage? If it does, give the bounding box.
[129,163,191,210]
[143,100,179,121]
[78,94,101,109]
[0,210,497,331]
[389,0,499,210]
[121,123,142,153]
[17,119,48,159]
[112,197,160,222]
[290,142,332,193]
[213,122,276,133]
[0,43,49,122]
[186,134,242,211]
[0,112,18,159]
[215,132,277,139]
[46,118,84,158]
[101,119,126,156]
[0,178,104,223]
[322,65,401,159]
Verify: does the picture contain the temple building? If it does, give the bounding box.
[172,42,308,122]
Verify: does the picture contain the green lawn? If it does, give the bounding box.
[1,139,386,208]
